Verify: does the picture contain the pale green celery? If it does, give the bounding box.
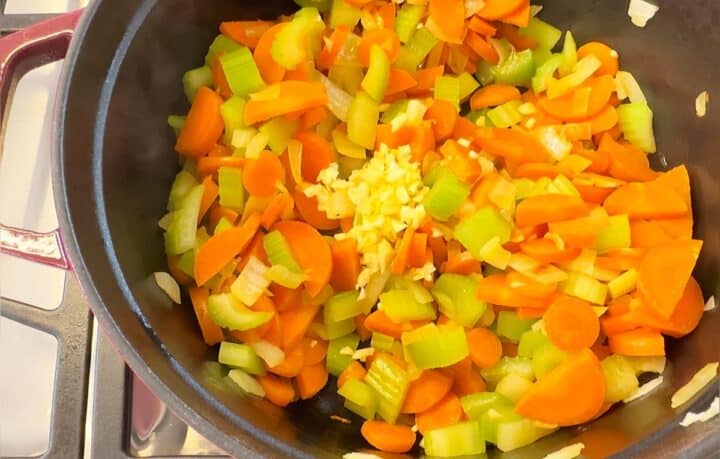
[218,167,245,212]
[182,67,213,103]
[259,117,299,154]
[547,174,580,197]
[381,99,410,124]
[423,421,486,457]
[626,356,666,375]
[332,128,366,159]
[608,268,639,299]
[221,96,247,146]
[547,55,601,99]
[394,27,439,72]
[395,3,425,43]
[176,248,195,278]
[231,257,271,306]
[495,373,534,403]
[491,49,536,87]
[326,333,360,376]
[347,91,380,149]
[379,289,436,323]
[423,169,470,221]
[218,341,266,375]
[422,164,448,187]
[338,378,377,419]
[617,102,657,153]
[164,185,204,256]
[461,392,513,420]
[361,45,391,102]
[480,406,522,445]
[487,100,523,128]
[167,170,199,211]
[531,53,563,93]
[371,332,395,353]
[518,17,563,51]
[514,178,535,200]
[518,330,550,358]
[273,8,325,69]
[431,274,487,328]
[480,237,511,270]
[496,417,557,452]
[562,271,608,304]
[208,293,274,331]
[454,207,512,260]
[475,60,495,86]
[491,37,514,65]
[167,115,186,136]
[532,343,568,379]
[328,61,364,95]
[558,31,577,77]
[205,34,241,66]
[326,317,357,340]
[497,311,536,343]
[324,291,363,323]
[220,47,266,96]
[533,47,553,66]
[227,368,265,397]
[329,0,361,28]
[214,217,233,235]
[263,230,303,273]
[481,356,535,386]
[458,72,481,102]
[602,354,639,403]
[402,323,469,370]
[596,214,631,253]
[434,76,461,110]
[364,354,409,423]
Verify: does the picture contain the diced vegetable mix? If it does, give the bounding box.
[162,0,711,456]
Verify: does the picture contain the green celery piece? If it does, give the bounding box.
[227,368,265,397]
[531,53,563,94]
[558,31,577,77]
[491,49,536,87]
[221,96,247,146]
[548,174,580,197]
[458,72,481,102]
[602,354,639,403]
[533,47,553,66]
[167,115,186,136]
[434,76,461,110]
[214,217,233,235]
[455,207,512,260]
[495,373,533,403]
[347,91,380,149]
[491,37,514,64]
[164,184,204,256]
[532,342,568,379]
[266,265,306,289]
[329,60,364,95]
[371,332,396,353]
[479,406,519,445]
[514,178,535,200]
[316,112,340,138]
[205,34,241,66]
[208,293,274,331]
[394,27,439,72]
[217,167,245,212]
[167,170,199,211]
[496,417,557,452]
[263,230,303,273]
[333,128,366,159]
[176,248,195,278]
[423,170,470,221]
[422,164,449,187]
[182,66,213,103]
[518,17,562,51]
[324,291,363,323]
[461,392,513,420]
[466,109,487,125]
[364,354,409,423]
[518,330,550,358]
[546,54,601,99]
[338,378,377,419]
[596,214,631,253]
[481,356,534,386]
[218,341,266,375]
[423,421,486,457]
[617,102,657,153]
[260,117,299,154]
[326,333,360,376]
[201,361,231,393]
[326,317,357,340]
[294,0,332,12]
[380,99,410,124]
[220,47,266,96]
[379,289,436,323]
[487,100,523,128]
[361,45,391,102]
[608,268,638,299]
[402,323,469,370]
[562,271,608,304]
[395,3,425,43]
[273,8,326,69]
[496,311,536,343]
[329,0,361,28]
[475,60,495,86]
[431,274,487,328]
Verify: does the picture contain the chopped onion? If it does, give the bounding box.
[227,369,265,397]
[352,347,376,362]
[696,91,710,118]
[319,74,352,122]
[245,131,269,159]
[680,397,719,427]
[628,0,659,28]
[671,362,719,408]
[153,272,181,304]
[624,375,663,403]
[251,340,285,368]
[543,443,585,459]
[464,0,486,17]
[704,296,716,311]
[615,71,647,103]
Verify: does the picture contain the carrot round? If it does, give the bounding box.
[386,68,418,96]
[279,303,322,351]
[301,337,328,366]
[258,374,296,407]
[260,192,292,230]
[316,25,350,70]
[329,238,361,291]
[447,361,487,397]
[199,176,219,220]
[337,360,368,388]
[577,42,619,76]
[467,327,503,369]
[465,31,500,65]
[295,130,335,183]
[520,238,581,265]
[608,328,665,356]
[269,343,305,377]
[513,162,560,180]
[197,156,245,177]
[242,150,285,197]
[604,181,688,220]
[219,21,272,49]
[296,362,329,400]
[470,84,522,110]
[274,220,333,298]
[425,99,458,141]
[211,57,233,99]
[478,0,526,20]
[602,134,656,182]
[477,274,553,310]
[253,23,286,84]
[516,348,605,426]
[543,296,600,351]
[538,75,616,122]
[589,105,619,135]
[363,310,405,339]
[630,276,704,338]
[501,1,532,28]
[175,86,224,157]
[269,283,302,312]
[293,188,339,231]
[391,228,415,275]
[415,393,464,434]
[426,0,466,44]
[506,271,558,299]
[442,250,482,276]
[475,128,549,164]
[358,28,400,66]
[408,65,445,98]
[244,81,328,125]
[401,370,453,414]
[361,420,416,454]
[515,194,589,227]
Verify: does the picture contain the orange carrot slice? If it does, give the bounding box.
[629,276,704,338]
[242,150,285,197]
[385,68,418,96]
[253,23,286,84]
[295,130,335,183]
[604,180,688,220]
[402,370,454,414]
[274,220,333,297]
[258,374,295,407]
[467,328,503,369]
[516,194,589,227]
[244,81,327,125]
[220,21,272,49]
[538,75,615,122]
[337,361,368,388]
[199,176,219,220]
[425,99,459,141]
[426,0,466,44]
[329,238,361,291]
[279,302,322,351]
[470,84,522,110]
[478,0,526,20]
[602,134,657,182]
[577,42,619,76]
[293,188,339,231]
[415,393,464,434]
[361,420,416,454]
[175,86,224,157]
[270,345,305,377]
[608,327,665,356]
[544,296,600,351]
[296,362,329,399]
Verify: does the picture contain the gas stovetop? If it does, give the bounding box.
[0,2,225,458]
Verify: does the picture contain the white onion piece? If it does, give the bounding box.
[543,443,585,459]
[671,362,719,408]
[628,0,659,28]
[696,91,710,118]
[705,296,716,311]
[680,397,719,427]
[623,375,663,403]
[228,369,265,397]
[153,272,181,304]
[319,74,352,122]
[251,340,285,368]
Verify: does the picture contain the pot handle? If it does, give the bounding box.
[0,9,84,271]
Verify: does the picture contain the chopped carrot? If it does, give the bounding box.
[628,276,704,338]
[468,16,497,37]
[199,176,219,220]
[426,0,466,44]
[293,188,339,231]
[242,150,285,197]
[270,284,301,313]
[520,238,581,265]
[506,271,558,299]
[604,181,688,220]
[501,2,532,28]
[429,236,449,268]
[176,86,224,157]
[464,31,500,65]
[515,348,605,426]
[589,104,619,135]
[261,193,292,230]
[197,156,245,177]
[211,56,233,99]
[608,327,665,356]
[477,274,553,310]
[467,327,503,369]
[407,232,428,269]
[517,307,546,319]
[358,28,401,66]
[574,183,614,204]
[364,310,405,339]
[300,106,329,130]
[425,99,459,141]
[572,143,610,174]
[244,81,328,125]
[602,134,657,182]
[445,359,487,397]
[415,393,464,434]
[167,255,193,286]
[655,216,693,240]
[188,286,224,345]
[219,21,272,49]
[296,363,329,399]
[475,127,550,164]
[295,130,336,183]
[391,227,415,275]
[258,374,295,407]
[408,66,445,98]
[537,75,616,122]
[330,238,361,291]
[194,213,261,286]
[655,165,691,205]
[385,68,418,97]
[274,220,333,297]
[544,296,600,351]
[478,0,526,20]
[515,194,589,227]
[402,370,454,414]
[269,344,305,378]
[253,23,286,84]
[577,42,619,76]
[513,162,560,179]
[337,361,368,388]
[279,302,322,351]
[361,420,416,454]
[470,84,522,110]
[316,25,351,70]
[355,313,372,341]
[630,220,675,248]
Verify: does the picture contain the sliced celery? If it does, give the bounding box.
[231,256,271,306]
[395,3,425,43]
[532,343,568,379]
[431,274,487,328]
[381,99,410,124]
[495,373,534,403]
[496,417,557,452]
[227,368,265,397]
[218,341,266,375]
[221,96,247,146]
[332,127,366,159]
[347,91,380,149]
[165,184,204,256]
[491,49,536,87]
[531,53,563,93]
[167,170,199,211]
[263,230,303,273]
[176,247,196,278]
[518,18,563,51]
[167,115,186,136]
[533,47,553,66]
[423,421,486,457]
[480,406,522,445]
[338,378,377,419]
[455,207,513,260]
[602,354,639,403]
[273,8,325,69]
[259,117,299,154]
[617,102,657,153]
[558,31,577,77]
[596,214,631,253]
[497,311,536,343]
[434,76,461,110]
[205,34,241,66]
[361,45,391,102]
[326,333,360,376]
[220,47,266,96]
[182,66,213,103]
[394,27,439,72]
[324,291,363,323]
[329,0,361,28]
[329,60,364,95]
[364,354,409,423]
[562,271,608,305]
[423,170,470,221]
[547,54,601,99]
[379,289,436,323]
[217,167,245,212]
[458,72,481,102]
[547,174,580,197]
[481,356,535,386]
[371,332,399,355]
[475,60,495,86]
[487,100,523,128]
[208,293,274,331]
[402,323,469,370]
[265,265,306,289]
[608,268,639,299]
[461,392,513,420]
[518,330,550,358]
[326,317,357,340]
